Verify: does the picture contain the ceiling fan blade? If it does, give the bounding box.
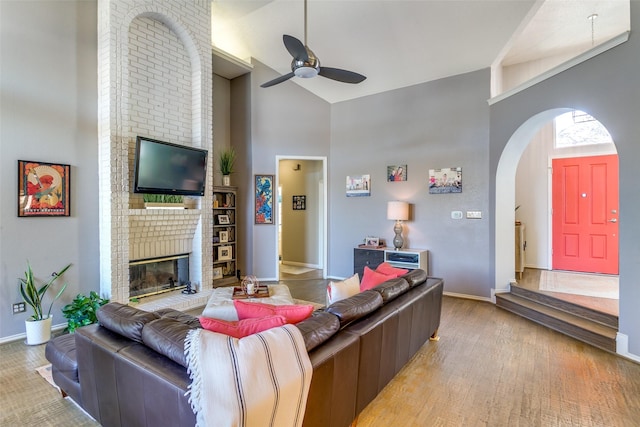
[319,67,366,84]
[260,72,296,88]
[283,34,309,62]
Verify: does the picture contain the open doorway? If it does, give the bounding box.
[498,109,619,316]
[276,156,327,281]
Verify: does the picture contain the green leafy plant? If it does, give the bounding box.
[219,148,236,176]
[62,291,110,333]
[19,261,71,321]
[142,194,184,203]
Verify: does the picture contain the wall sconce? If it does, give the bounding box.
[387,201,409,250]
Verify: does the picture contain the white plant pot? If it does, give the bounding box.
[222,175,230,186]
[25,315,53,345]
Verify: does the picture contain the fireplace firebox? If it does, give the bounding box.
[129,254,189,298]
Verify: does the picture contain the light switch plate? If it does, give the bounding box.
[451,211,463,220]
[466,210,482,219]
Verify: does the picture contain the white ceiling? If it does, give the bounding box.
[211,0,630,104]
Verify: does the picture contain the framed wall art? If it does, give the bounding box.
[18,160,71,217]
[292,195,306,210]
[387,165,407,182]
[219,230,229,243]
[218,245,233,261]
[428,167,462,194]
[213,267,223,279]
[346,175,371,197]
[218,214,230,225]
[255,174,274,224]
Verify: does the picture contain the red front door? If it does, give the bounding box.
[552,155,619,274]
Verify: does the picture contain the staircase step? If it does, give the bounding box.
[510,285,618,329]
[496,293,617,353]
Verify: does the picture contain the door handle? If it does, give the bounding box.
[608,218,617,223]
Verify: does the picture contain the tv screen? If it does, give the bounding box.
[133,136,208,196]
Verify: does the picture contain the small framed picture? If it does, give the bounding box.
[365,236,380,247]
[293,195,306,210]
[218,214,230,225]
[219,230,229,243]
[387,165,407,182]
[213,267,223,280]
[218,245,232,261]
[18,160,71,217]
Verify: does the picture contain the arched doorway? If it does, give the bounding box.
[495,108,619,314]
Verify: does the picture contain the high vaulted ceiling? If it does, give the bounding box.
[211,0,630,104]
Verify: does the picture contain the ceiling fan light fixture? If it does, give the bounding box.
[294,66,319,78]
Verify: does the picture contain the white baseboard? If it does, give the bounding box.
[280,261,321,269]
[444,291,492,303]
[616,332,640,363]
[0,321,67,345]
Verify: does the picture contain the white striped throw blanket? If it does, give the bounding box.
[185,325,312,427]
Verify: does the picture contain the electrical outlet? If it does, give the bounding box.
[13,302,26,314]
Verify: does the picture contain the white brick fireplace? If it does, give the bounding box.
[97,0,213,310]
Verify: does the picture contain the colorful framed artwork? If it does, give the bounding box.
[346,175,371,197]
[428,167,462,194]
[387,165,407,182]
[293,195,306,210]
[219,230,229,243]
[18,160,71,217]
[218,245,233,261]
[255,174,274,224]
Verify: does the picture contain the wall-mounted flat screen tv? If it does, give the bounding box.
[133,136,208,196]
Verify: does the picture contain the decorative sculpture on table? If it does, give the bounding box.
[241,275,259,296]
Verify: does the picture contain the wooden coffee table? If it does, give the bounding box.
[201,284,293,321]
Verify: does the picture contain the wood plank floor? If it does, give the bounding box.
[2,291,639,426]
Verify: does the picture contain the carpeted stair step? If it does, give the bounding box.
[496,292,617,353]
[510,285,618,329]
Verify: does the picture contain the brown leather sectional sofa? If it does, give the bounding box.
[45,270,443,427]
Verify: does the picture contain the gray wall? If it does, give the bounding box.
[330,70,492,296]
[0,1,99,338]
[490,3,640,356]
[248,61,330,279]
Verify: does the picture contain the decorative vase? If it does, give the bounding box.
[222,175,230,186]
[25,315,53,345]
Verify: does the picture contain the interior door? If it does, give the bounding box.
[552,155,619,274]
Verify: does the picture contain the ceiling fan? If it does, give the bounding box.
[260,0,366,88]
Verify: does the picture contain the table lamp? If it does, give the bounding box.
[387,201,409,250]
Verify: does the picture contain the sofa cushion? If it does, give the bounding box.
[403,269,428,287]
[375,262,409,278]
[327,273,360,304]
[154,308,202,328]
[45,334,78,382]
[360,267,395,291]
[295,311,341,352]
[372,277,410,303]
[96,302,159,343]
[326,290,383,328]
[234,300,314,324]
[142,317,198,368]
[198,315,287,339]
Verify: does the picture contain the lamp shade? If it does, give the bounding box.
[387,201,409,221]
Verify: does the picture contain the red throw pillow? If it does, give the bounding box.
[360,266,395,291]
[375,262,409,278]
[234,300,314,324]
[198,315,287,338]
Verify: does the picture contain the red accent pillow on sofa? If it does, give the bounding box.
[234,300,314,324]
[360,266,395,291]
[198,315,287,338]
[375,262,409,278]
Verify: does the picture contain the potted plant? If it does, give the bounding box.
[19,261,71,345]
[62,291,109,333]
[219,148,235,186]
[143,193,185,209]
